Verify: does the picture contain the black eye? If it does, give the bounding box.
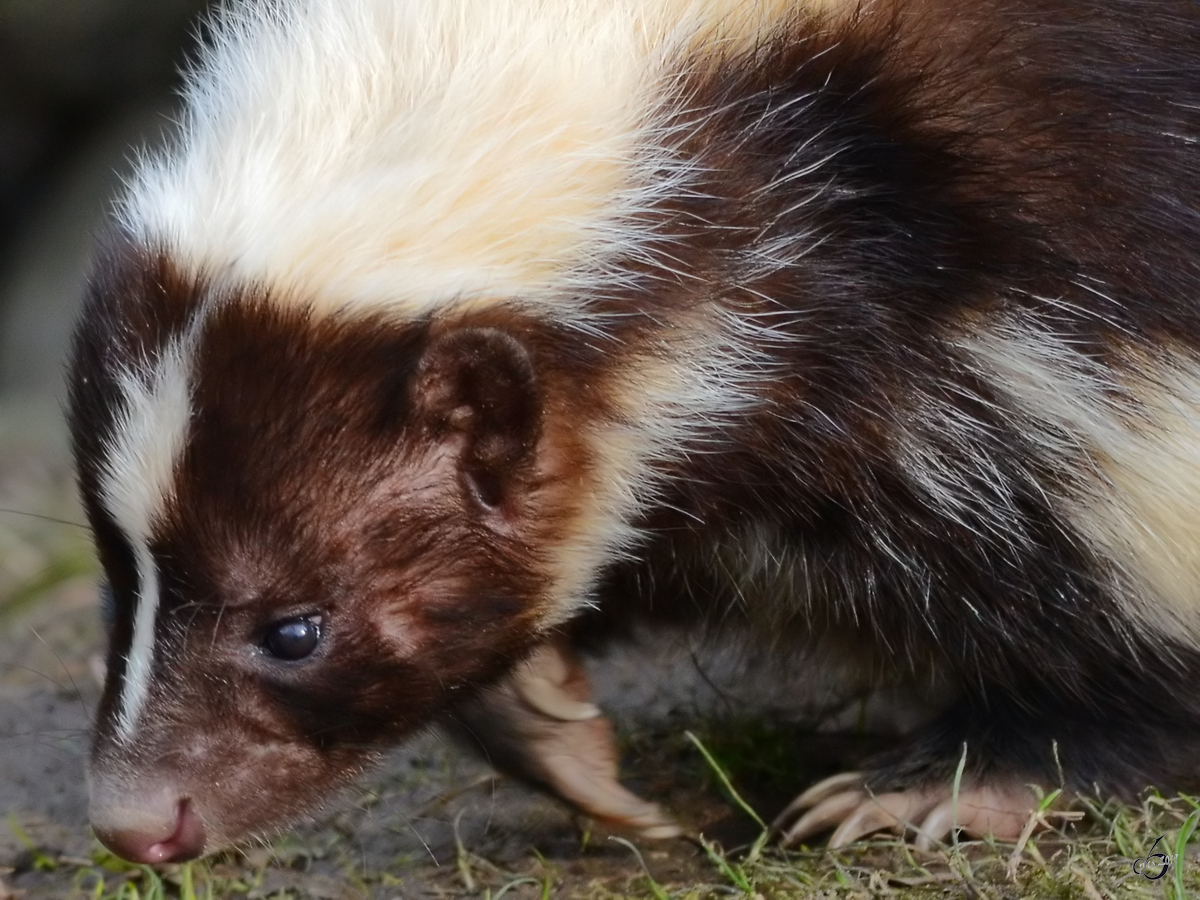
[262,616,323,661]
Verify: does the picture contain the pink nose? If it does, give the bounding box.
[92,798,207,864]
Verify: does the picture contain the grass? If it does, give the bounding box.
[7,725,1197,899]
[673,728,1200,900]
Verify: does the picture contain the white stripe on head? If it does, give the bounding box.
[100,335,197,741]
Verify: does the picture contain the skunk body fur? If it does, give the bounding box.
[70,0,1200,860]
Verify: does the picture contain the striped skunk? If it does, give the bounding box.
[69,0,1200,864]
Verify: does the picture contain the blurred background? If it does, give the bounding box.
[0,0,213,414]
[0,0,215,877]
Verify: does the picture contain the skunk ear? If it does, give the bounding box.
[413,328,541,506]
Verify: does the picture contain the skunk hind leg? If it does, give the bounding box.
[776,671,1200,849]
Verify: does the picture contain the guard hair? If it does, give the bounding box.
[69,0,1200,863]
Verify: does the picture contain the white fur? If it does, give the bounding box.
[543,309,765,624]
[960,309,1200,647]
[120,0,845,322]
[101,336,197,740]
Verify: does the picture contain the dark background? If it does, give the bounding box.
[0,0,213,411]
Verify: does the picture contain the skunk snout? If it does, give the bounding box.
[90,783,207,863]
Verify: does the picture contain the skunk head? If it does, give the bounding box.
[68,244,594,859]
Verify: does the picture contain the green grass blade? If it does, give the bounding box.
[685,731,767,831]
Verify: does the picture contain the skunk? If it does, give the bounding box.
[69,0,1200,862]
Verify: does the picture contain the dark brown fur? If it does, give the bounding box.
[71,0,1200,857]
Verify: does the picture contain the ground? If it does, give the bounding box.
[1,409,1198,899]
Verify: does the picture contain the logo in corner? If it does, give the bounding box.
[1131,835,1170,880]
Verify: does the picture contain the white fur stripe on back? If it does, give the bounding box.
[100,337,196,741]
[121,0,848,321]
[961,312,1200,647]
